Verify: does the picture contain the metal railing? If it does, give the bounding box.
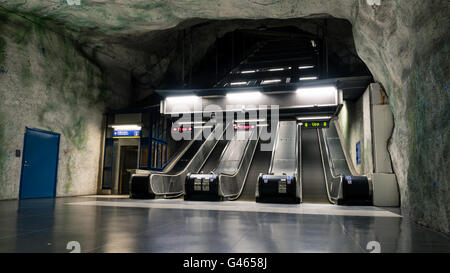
[317,128,343,204]
[149,122,231,197]
[219,128,259,200]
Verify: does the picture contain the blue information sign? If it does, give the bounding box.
[356,141,361,165]
[113,129,141,138]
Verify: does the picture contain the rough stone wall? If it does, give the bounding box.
[1,0,448,234]
[0,10,115,199]
[79,18,362,101]
[350,1,449,234]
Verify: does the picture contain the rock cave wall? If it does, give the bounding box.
[0,0,448,234]
[0,9,127,199]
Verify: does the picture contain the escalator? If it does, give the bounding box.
[256,121,300,204]
[318,120,372,205]
[130,122,229,198]
[238,139,272,201]
[300,128,330,203]
[185,125,259,201]
[254,119,371,205]
[300,119,372,205]
[194,137,229,175]
[129,129,204,199]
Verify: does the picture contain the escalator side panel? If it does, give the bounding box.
[322,121,352,176]
[238,140,272,201]
[198,139,229,174]
[149,123,229,196]
[129,128,207,199]
[215,129,254,175]
[185,128,258,200]
[219,129,259,199]
[320,120,372,205]
[270,121,298,175]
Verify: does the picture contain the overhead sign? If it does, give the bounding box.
[172,126,192,132]
[113,129,141,138]
[234,123,256,130]
[301,120,330,129]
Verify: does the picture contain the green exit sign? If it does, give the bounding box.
[301,120,330,129]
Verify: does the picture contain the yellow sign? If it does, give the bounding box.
[302,120,330,129]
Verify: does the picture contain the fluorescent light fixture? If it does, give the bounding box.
[230,81,248,86]
[296,116,332,121]
[194,125,213,129]
[176,121,206,125]
[268,68,284,72]
[226,91,261,99]
[296,86,337,100]
[166,95,199,103]
[234,118,266,123]
[299,76,318,81]
[111,125,142,130]
[298,65,314,70]
[241,70,256,74]
[261,79,281,85]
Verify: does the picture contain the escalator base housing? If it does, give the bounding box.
[339,176,372,205]
[256,174,300,204]
[184,173,221,201]
[129,174,155,199]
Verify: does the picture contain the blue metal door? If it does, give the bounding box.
[19,128,60,199]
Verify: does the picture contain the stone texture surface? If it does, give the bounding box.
[80,17,364,102]
[0,10,126,199]
[0,0,448,234]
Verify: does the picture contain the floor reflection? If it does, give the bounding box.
[0,197,448,253]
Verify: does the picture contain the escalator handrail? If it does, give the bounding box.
[333,121,359,176]
[146,126,206,175]
[321,128,345,179]
[214,127,256,175]
[210,127,237,174]
[317,128,342,204]
[195,123,230,174]
[267,121,280,174]
[218,128,259,199]
[149,122,232,195]
[294,122,299,195]
[269,121,298,177]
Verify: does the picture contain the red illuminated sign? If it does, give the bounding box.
[233,124,255,130]
[173,127,192,132]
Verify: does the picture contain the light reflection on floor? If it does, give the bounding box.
[0,196,448,253]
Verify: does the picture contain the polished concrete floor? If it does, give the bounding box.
[0,196,449,253]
